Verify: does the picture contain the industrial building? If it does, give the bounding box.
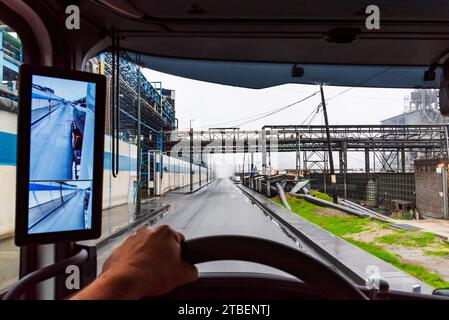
[0,23,20,102]
[0,23,20,236]
[381,89,449,218]
[382,89,447,126]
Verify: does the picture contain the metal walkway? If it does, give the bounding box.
[164,125,448,154]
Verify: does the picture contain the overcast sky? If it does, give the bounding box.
[142,68,413,176]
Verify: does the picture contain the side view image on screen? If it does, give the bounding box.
[28,75,96,234]
[28,181,92,234]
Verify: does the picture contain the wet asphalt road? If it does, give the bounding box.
[97,178,328,276]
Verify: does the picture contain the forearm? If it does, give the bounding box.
[69,226,196,300]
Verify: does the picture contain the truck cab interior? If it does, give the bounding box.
[1,0,449,301]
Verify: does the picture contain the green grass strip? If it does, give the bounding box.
[424,250,449,257]
[378,230,438,247]
[346,238,449,289]
[273,194,449,289]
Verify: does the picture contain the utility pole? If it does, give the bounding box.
[261,129,267,175]
[250,151,254,188]
[296,129,301,180]
[234,162,237,180]
[189,119,195,192]
[320,84,338,204]
[242,151,246,186]
[206,153,209,183]
[189,127,193,192]
[199,149,202,187]
[250,152,254,173]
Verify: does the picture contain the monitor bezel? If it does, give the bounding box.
[15,64,106,246]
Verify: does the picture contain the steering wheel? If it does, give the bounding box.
[181,235,368,300]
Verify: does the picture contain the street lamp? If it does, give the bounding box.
[189,119,195,191]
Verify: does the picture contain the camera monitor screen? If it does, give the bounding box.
[16,65,106,245]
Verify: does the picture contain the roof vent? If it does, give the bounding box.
[324,28,360,44]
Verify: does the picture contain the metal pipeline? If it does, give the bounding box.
[275,182,291,211]
[293,194,369,218]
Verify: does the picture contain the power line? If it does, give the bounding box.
[304,103,322,126]
[198,67,392,130]
[326,67,393,102]
[234,91,320,127]
[275,101,324,162]
[199,91,319,129]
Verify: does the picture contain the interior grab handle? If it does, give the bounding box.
[2,249,88,300]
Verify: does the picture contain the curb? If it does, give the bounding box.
[237,184,366,286]
[187,180,214,194]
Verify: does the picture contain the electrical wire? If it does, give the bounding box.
[304,103,322,126]
[198,67,392,130]
[326,66,393,102]
[198,91,319,129]
[234,91,320,127]
[266,100,325,163]
[225,67,393,167]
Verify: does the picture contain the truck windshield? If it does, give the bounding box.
[1,44,449,296]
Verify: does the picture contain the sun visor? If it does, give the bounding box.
[133,53,442,89]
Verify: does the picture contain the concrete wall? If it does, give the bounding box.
[0,166,15,236]
[102,135,138,209]
[0,109,17,236]
[415,159,448,219]
[160,154,208,194]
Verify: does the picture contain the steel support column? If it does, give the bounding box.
[365,147,370,173]
[262,129,267,175]
[199,150,202,187]
[340,142,348,198]
[401,147,406,173]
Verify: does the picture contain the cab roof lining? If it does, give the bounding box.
[32,0,449,88]
[122,52,442,89]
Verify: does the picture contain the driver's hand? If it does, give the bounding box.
[71,225,197,300]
